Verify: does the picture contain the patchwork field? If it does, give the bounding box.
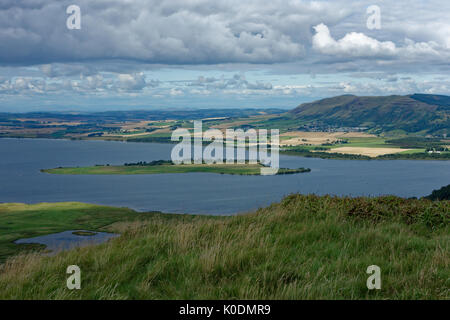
[1,110,449,159]
[280,131,377,146]
[328,147,412,157]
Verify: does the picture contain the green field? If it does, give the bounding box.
[398,149,427,154]
[343,137,388,148]
[0,195,448,299]
[41,163,310,176]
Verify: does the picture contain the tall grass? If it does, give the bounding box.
[0,195,448,299]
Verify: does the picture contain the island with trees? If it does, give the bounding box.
[41,160,311,176]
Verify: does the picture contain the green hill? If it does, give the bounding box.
[288,94,450,135]
[0,195,448,299]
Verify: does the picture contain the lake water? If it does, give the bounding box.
[0,138,449,214]
[14,230,119,253]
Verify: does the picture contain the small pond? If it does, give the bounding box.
[14,230,119,254]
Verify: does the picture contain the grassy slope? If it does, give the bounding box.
[41,164,309,175]
[0,195,448,299]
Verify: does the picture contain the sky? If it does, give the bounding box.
[0,0,449,112]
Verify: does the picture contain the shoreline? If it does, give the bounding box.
[2,136,450,161]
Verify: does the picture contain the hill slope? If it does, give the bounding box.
[0,195,448,299]
[288,94,450,135]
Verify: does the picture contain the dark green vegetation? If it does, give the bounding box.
[426,184,450,201]
[42,162,310,176]
[282,147,372,160]
[72,231,97,236]
[385,137,449,150]
[124,160,173,166]
[0,195,448,299]
[377,152,450,160]
[288,94,449,136]
[0,202,170,263]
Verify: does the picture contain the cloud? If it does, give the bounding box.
[312,23,450,62]
[1,0,450,110]
[0,77,46,94]
[312,23,396,57]
[1,0,338,65]
[169,88,183,96]
[327,78,450,96]
[188,74,272,91]
[2,1,449,72]
[39,63,97,78]
[117,72,146,91]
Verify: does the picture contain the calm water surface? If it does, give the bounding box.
[0,138,449,214]
[15,230,119,253]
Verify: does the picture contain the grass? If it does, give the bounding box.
[41,163,310,176]
[72,231,97,236]
[344,137,389,148]
[398,149,427,154]
[0,195,448,299]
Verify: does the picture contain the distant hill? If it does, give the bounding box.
[288,94,450,135]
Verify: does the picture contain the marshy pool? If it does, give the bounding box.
[14,230,119,253]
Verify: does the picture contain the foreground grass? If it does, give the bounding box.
[0,195,448,299]
[41,163,310,175]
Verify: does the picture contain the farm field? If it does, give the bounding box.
[280,131,378,146]
[328,147,411,157]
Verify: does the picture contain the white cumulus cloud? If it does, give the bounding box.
[312,23,396,57]
[312,23,450,62]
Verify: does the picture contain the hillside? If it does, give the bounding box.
[288,94,450,135]
[0,195,448,299]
